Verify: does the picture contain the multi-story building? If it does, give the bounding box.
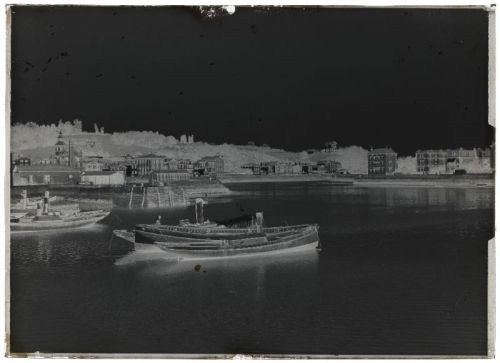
[132,154,167,176]
[324,141,338,152]
[317,160,342,173]
[177,159,194,172]
[368,148,397,175]
[416,149,448,174]
[195,156,224,176]
[416,148,492,174]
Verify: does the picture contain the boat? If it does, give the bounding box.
[10,190,110,232]
[113,198,320,259]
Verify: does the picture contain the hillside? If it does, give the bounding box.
[13,121,371,174]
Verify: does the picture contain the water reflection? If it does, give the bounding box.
[114,248,319,277]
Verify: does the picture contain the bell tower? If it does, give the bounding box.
[54,131,67,164]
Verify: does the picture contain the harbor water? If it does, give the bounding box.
[9,183,493,355]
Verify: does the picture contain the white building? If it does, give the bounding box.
[81,171,125,185]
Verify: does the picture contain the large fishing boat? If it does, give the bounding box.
[113,199,320,259]
[10,190,110,232]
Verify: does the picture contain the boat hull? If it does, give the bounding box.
[10,211,110,232]
[114,226,320,260]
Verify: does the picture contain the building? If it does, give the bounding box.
[12,165,82,186]
[416,149,448,174]
[50,131,83,168]
[241,161,303,175]
[241,163,261,175]
[151,170,192,184]
[12,156,31,167]
[368,148,397,175]
[324,141,338,152]
[133,154,168,176]
[416,148,492,174]
[195,156,224,176]
[259,161,279,174]
[177,159,194,172]
[81,171,125,185]
[317,160,342,173]
[83,160,104,172]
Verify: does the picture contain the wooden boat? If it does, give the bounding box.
[113,198,320,259]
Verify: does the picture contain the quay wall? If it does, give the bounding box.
[10,180,233,208]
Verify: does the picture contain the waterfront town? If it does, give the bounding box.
[10,123,495,188]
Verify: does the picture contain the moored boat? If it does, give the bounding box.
[113,198,320,259]
[10,190,110,232]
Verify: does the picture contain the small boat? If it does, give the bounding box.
[113,198,320,259]
[10,190,110,232]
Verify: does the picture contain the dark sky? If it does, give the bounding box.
[10,6,493,155]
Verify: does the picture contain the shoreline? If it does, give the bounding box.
[219,173,494,188]
[219,174,354,184]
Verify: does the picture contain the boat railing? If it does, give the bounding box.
[136,223,315,235]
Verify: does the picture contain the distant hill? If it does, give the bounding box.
[11,121,371,174]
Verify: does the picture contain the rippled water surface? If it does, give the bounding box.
[10,184,494,355]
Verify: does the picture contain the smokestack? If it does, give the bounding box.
[255,212,264,232]
[21,190,27,209]
[43,191,50,213]
[195,198,205,224]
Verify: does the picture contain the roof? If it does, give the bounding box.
[135,153,165,159]
[82,171,123,176]
[16,165,81,172]
[199,155,222,161]
[153,169,190,174]
[369,148,397,154]
[55,140,66,146]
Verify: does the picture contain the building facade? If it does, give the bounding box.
[195,156,224,176]
[83,160,104,172]
[133,154,168,176]
[151,170,192,184]
[416,148,492,174]
[81,171,125,185]
[324,141,338,152]
[368,148,397,175]
[12,165,82,186]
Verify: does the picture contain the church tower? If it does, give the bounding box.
[54,131,67,165]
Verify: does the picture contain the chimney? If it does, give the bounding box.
[21,190,27,209]
[255,212,264,232]
[195,198,205,224]
[43,191,50,213]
